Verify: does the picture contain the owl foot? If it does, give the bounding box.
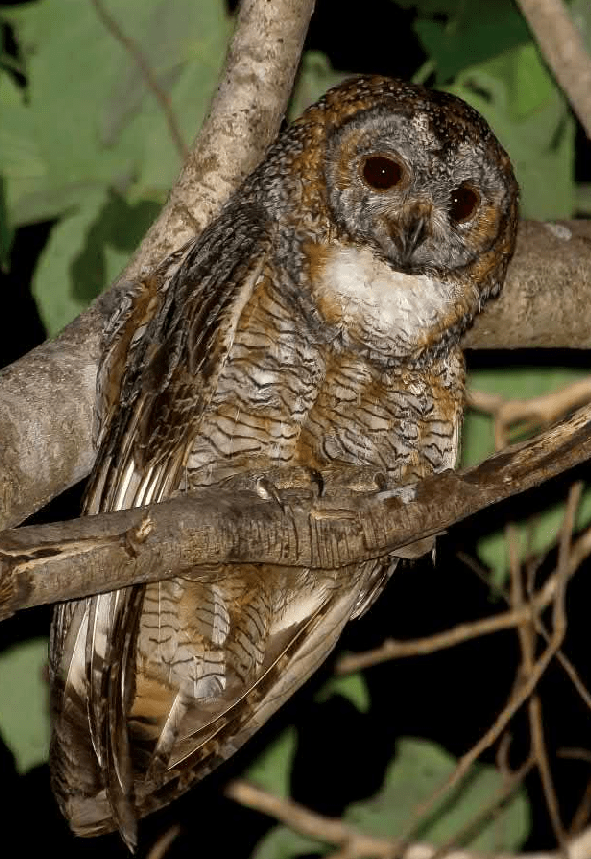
[255,467,324,509]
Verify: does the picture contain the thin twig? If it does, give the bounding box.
[146,824,181,859]
[398,606,569,847]
[225,780,398,858]
[430,756,536,859]
[570,778,591,837]
[468,377,591,432]
[336,542,578,675]
[559,750,591,835]
[337,521,591,678]
[505,445,566,847]
[90,0,189,160]
[559,749,591,766]
[226,779,591,859]
[536,480,577,841]
[336,606,538,674]
[553,646,591,714]
[531,693,566,843]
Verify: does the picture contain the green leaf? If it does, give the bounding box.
[345,737,530,851]
[244,726,297,798]
[0,71,47,202]
[315,671,370,714]
[462,367,591,583]
[252,825,326,859]
[448,44,575,220]
[252,738,531,858]
[575,183,591,215]
[412,0,530,83]
[3,0,229,326]
[32,189,106,335]
[0,175,13,269]
[0,638,50,773]
[3,0,229,225]
[32,190,160,335]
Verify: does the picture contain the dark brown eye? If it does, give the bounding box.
[450,183,480,223]
[361,155,403,190]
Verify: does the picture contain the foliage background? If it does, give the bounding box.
[1,0,591,856]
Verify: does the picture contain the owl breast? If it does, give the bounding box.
[185,256,464,489]
[305,242,479,362]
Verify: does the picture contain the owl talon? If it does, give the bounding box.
[376,484,417,504]
[256,476,288,512]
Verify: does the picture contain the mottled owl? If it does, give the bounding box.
[50,75,519,848]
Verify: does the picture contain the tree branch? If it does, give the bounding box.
[462,220,591,349]
[1,397,590,620]
[0,0,315,531]
[225,779,591,859]
[515,0,591,140]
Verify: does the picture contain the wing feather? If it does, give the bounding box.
[56,560,384,836]
[51,202,273,847]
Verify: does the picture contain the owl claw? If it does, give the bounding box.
[255,467,325,508]
[256,476,288,511]
[376,484,417,504]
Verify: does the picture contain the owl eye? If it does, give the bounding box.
[361,155,403,191]
[450,183,480,223]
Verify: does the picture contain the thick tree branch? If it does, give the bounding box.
[1,398,589,620]
[122,0,315,278]
[463,220,591,349]
[0,0,315,531]
[515,0,591,140]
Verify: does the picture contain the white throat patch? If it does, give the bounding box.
[318,245,462,346]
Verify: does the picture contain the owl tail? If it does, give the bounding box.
[52,561,382,843]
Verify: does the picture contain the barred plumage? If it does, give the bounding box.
[50,75,518,848]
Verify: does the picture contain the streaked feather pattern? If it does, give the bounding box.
[50,75,518,848]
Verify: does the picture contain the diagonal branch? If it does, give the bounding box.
[515,0,591,139]
[226,779,591,859]
[0,0,315,532]
[1,397,590,621]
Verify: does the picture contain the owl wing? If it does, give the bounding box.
[133,561,383,817]
[50,202,276,848]
[53,557,388,842]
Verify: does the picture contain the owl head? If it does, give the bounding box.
[255,75,519,360]
[318,77,518,298]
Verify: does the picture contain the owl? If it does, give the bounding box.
[49,75,518,848]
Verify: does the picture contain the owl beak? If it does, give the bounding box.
[387,203,432,269]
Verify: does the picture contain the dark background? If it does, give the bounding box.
[2,1,591,856]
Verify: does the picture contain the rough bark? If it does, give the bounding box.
[1,396,589,621]
[464,220,591,349]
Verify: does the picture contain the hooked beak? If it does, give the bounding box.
[386,202,432,269]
